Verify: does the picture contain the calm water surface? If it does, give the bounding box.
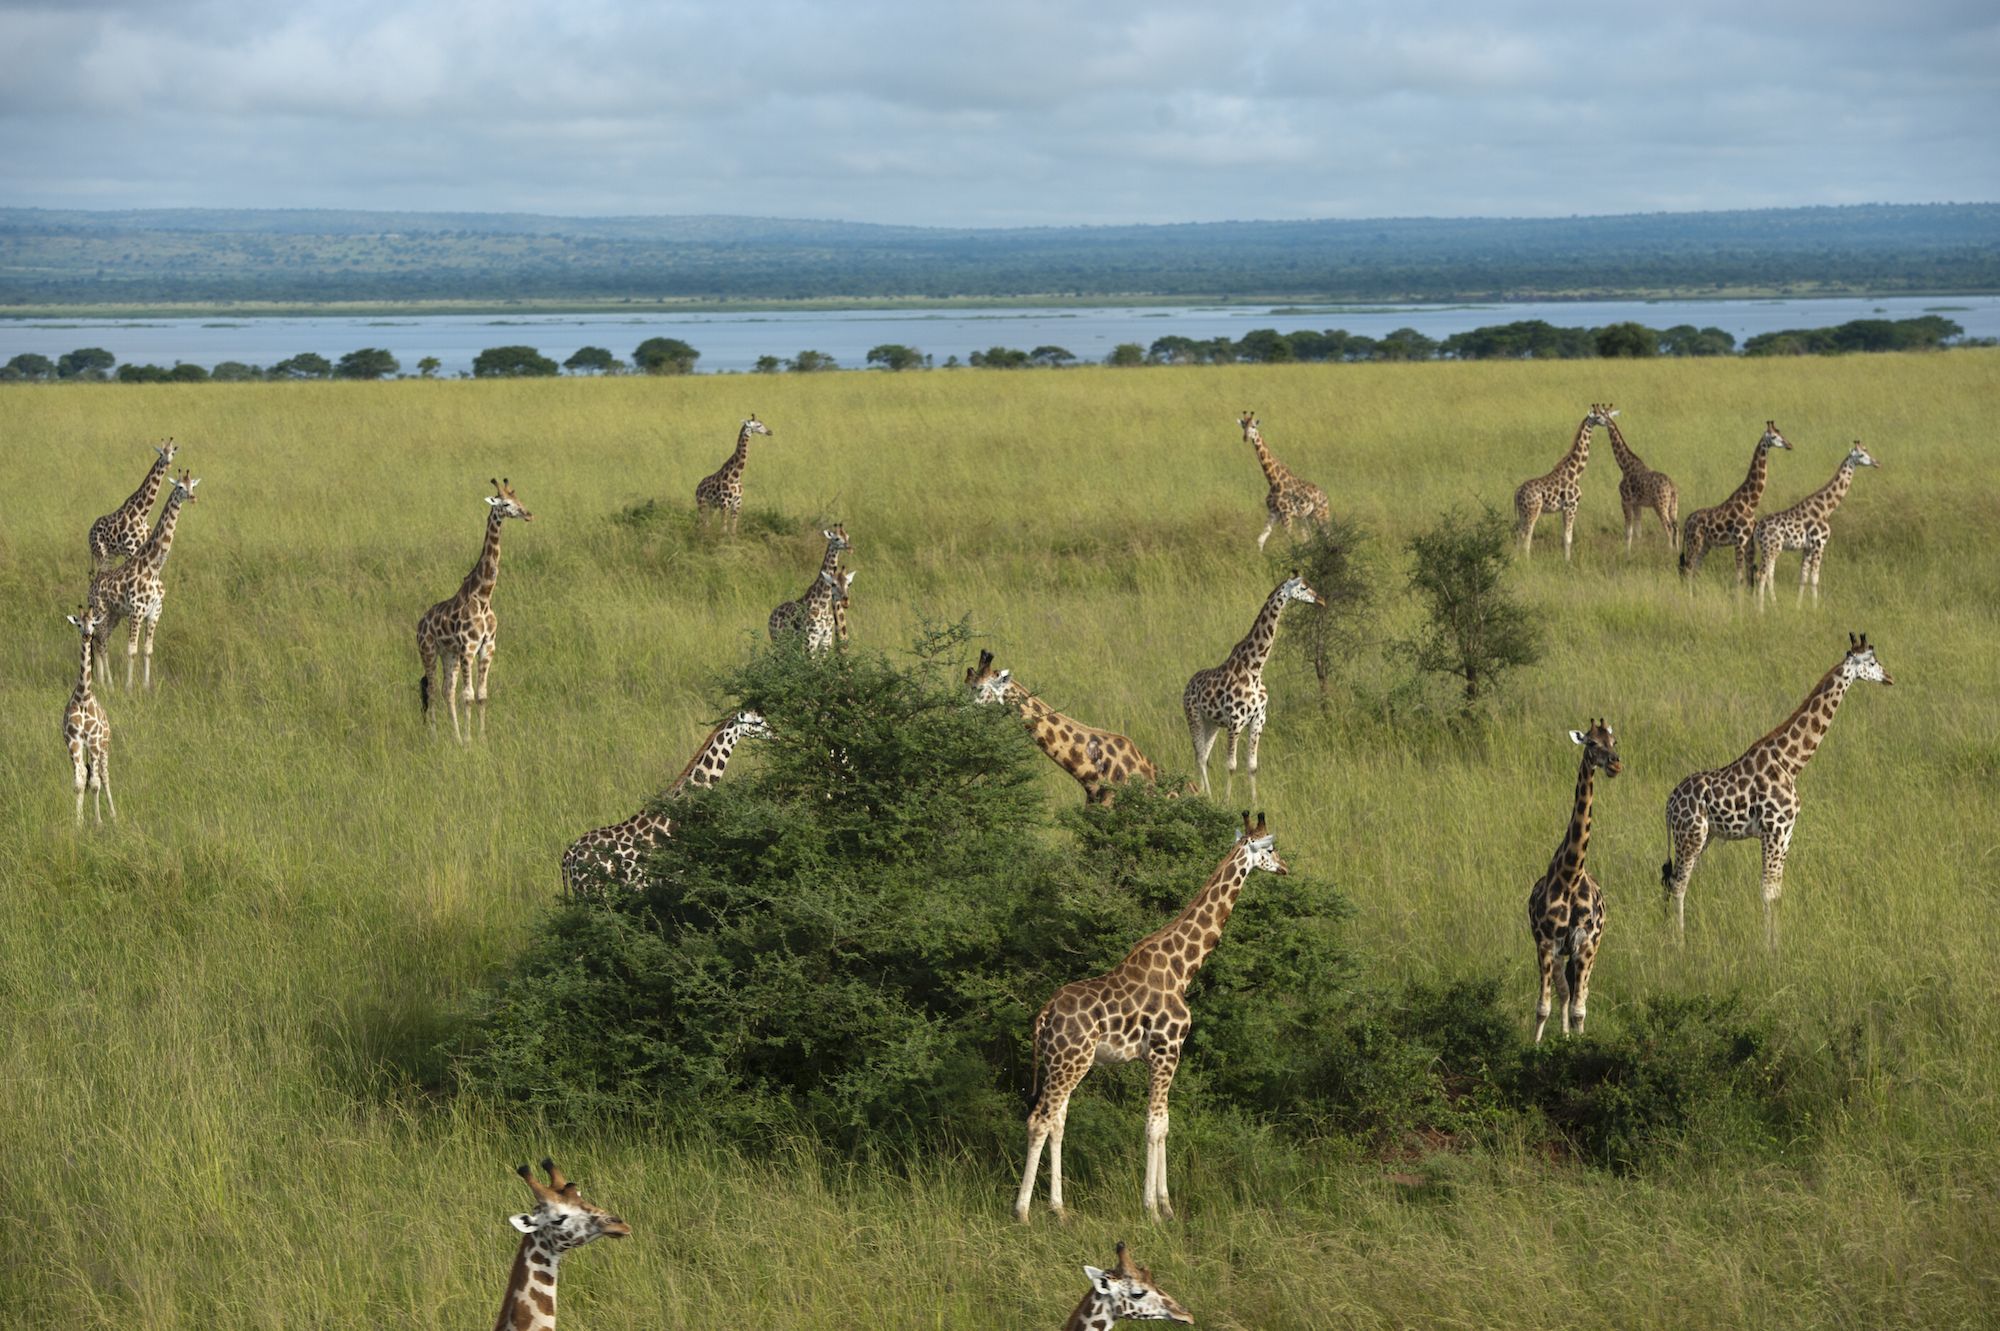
[5,295,1995,377]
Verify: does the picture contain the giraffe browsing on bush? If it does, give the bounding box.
[1680,421,1790,584]
[1238,410,1330,550]
[1182,571,1322,800]
[1016,812,1287,1224]
[87,438,176,570]
[1513,405,1607,560]
[491,1160,628,1331]
[768,526,850,654]
[1061,1243,1194,1328]
[86,469,199,690]
[1753,441,1878,608]
[693,415,772,532]
[417,479,533,741]
[559,710,770,894]
[62,608,115,825]
[968,650,1158,804]
[1600,405,1680,551]
[1662,634,1894,948]
[1527,720,1620,1042]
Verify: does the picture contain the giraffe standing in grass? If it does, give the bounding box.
[1182,572,1322,800]
[693,415,773,532]
[1753,442,1878,608]
[87,438,176,570]
[1601,405,1680,551]
[1513,406,1606,560]
[832,569,855,647]
[62,608,115,825]
[1680,421,1790,583]
[1062,1243,1194,1328]
[87,470,199,690]
[968,650,1158,804]
[560,710,769,894]
[417,479,533,741]
[492,1160,628,1331]
[1527,721,1620,1042]
[1017,812,1287,1224]
[1662,634,1894,947]
[1239,410,1330,550]
[768,526,850,654]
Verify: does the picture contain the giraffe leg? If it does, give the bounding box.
[1143,1052,1178,1221]
[1516,499,1540,555]
[475,642,495,737]
[442,657,464,742]
[418,633,437,721]
[1806,549,1824,605]
[1017,1061,1085,1223]
[1532,935,1557,1043]
[1187,713,1218,796]
[125,618,141,691]
[1244,719,1264,805]
[1222,728,1240,799]
[71,741,88,825]
[141,614,159,689]
[1760,821,1794,952]
[1571,933,1597,1036]
[1663,809,1710,943]
[1047,1094,1070,1222]
[1561,504,1577,562]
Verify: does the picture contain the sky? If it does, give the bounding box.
[2,0,1995,227]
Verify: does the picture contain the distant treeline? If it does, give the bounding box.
[3,203,1998,304]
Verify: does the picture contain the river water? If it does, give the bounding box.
[5,294,1994,377]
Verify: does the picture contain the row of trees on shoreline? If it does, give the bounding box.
[1,316,1975,384]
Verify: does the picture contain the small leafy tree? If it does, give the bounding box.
[563,346,620,374]
[969,346,1028,368]
[752,355,782,374]
[335,347,400,379]
[1595,322,1660,358]
[116,363,171,383]
[210,361,261,382]
[866,343,924,371]
[633,337,700,374]
[472,345,559,378]
[270,352,333,379]
[167,362,209,382]
[1399,505,1542,714]
[416,356,442,378]
[5,352,55,381]
[1105,342,1145,367]
[1028,345,1075,367]
[1234,329,1294,363]
[787,349,837,372]
[1268,514,1380,706]
[57,347,116,380]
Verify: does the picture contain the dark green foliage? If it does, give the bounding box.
[786,349,837,372]
[1743,314,1964,356]
[865,343,924,370]
[1027,345,1075,366]
[562,345,620,374]
[633,336,699,374]
[968,346,1028,368]
[5,352,55,380]
[210,360,261,381]
[270,351,332,379]
[116,363,171,383]
[1399,505,1542,713]
[1661,324,1737,356]
[58,346,115,379]
[1376,327,1438,361]
[1595,322,1661,358]
[1442,320,1598,360]
[416,355,441,378]
[1104,342,1145,367]
[471,345,558,378]
[335,347,399,379]
[1267,514,1380,704]
[1234,329,1294,363]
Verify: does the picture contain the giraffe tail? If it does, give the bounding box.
[420,673,431,714]
[1025,1007,1047,1114]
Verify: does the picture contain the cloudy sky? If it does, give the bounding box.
[2,0,1994,226]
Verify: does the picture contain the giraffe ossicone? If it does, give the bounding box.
[1064,1242,1194,1328]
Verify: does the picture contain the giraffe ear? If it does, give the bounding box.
[1084,1266,1115,1294]
[1569,730,1588,745]
[508,1213,538,1234]
[486,496,504,507]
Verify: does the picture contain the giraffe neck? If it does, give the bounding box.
[1555,417,1592,479]
[1250,432,1288,486]
[1742,663,1854,779]
[72,632,96,707]
[120,452,172,519]
[1604,419,1645,474]
[1062,1288,1119,1331]
[1797,458,1857,520]
[133,488,188,574]
[1003,683,1075,754]
[818,538,844,578]
[666,721,749,795]
[1124,849,1253,994]
[1547,753,1598,887]
[458,510,507,602]
[721,428,752,482]
[1225,586,1291,681]
[1726,442,1772,512]
[493,1234,562,1331]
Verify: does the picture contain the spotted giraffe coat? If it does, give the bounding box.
[1513,407,1604,559]
[1527,721,1619,1041]
[1680,422,1790,582]
[967,650,1157,803]
[88,439,176,569]
[1752,442,1877,604]
[1239,411,1329,550]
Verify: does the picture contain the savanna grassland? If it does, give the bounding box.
[2,352,1996,1328]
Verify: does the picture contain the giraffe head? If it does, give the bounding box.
[486,477,533,521]
[1567,719,1621,778]
[730,708,772,740]
[965,649,1014,704]
[66,605,104,639]
[1841,633,1894,687]
[743,415,773,438]
[154,437,178,464]
[1587,403,1618,427]
[1238,409,1260,442]
[168,469,201,503]
[506,1159,630,1253]
[1235,810,1288,875]
[1278,570,1324,607]
[1082,1242,1194,1324]
[823,524,851,555]
[1845,440,1879,470]
[1759,421,1792,452]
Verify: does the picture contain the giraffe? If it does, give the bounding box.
[62,607,115,825]
[968,650,1159,804]
[1062,1243,1194,1328]
[693,415,773,533]
[1513,405,1607,560]
[1679,421,1791,584]
[87,438,176,570]
[768,526,850,654]
[1662,634,1894,947]
[1600,405,1680,551]
[1016,812,1287,1224]
[417,479,533,742]
[560,710,770,895]
[1238,410,1330,551]
[1753,441,1878,609]
[832,568,855,647]
[1527,720,1621,1042]
[86,469,199,690]
[492,1159,629,1331]
[1182,571,1322,800]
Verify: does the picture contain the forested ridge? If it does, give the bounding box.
[3,203,1996,304]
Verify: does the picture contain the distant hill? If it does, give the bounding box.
[2,204,1995,305]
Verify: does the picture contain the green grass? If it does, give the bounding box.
[2,353,1997,1327]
